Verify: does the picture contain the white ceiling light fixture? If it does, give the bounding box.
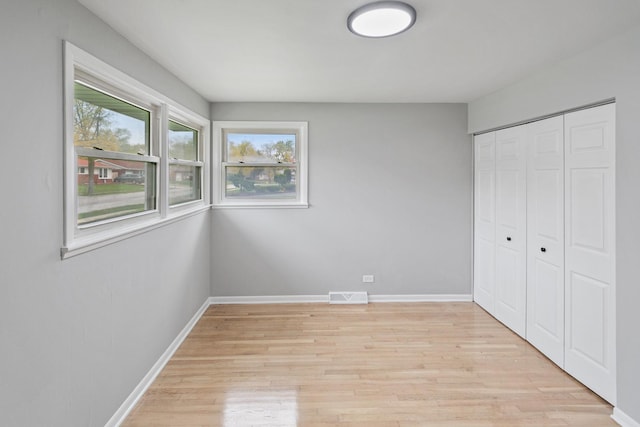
[347,1,417,38]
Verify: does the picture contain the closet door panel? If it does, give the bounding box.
[496,244,519,309]
[564,104,616,404]
[532,259,562,332]
[494,125,527,337]
[474,133,496,312]
[526,116,565,367]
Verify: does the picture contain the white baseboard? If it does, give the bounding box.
[368,294,473,302]
[210,294,328,304]
[613,407,640,427]
[105,298,211,427]
[210,294,473,304]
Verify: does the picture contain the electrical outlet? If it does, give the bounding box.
[362,274,375,283]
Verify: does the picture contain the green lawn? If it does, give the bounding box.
[78,183,144,196]
[78,204,145,223]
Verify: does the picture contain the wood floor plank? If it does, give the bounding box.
[122,303,616,426]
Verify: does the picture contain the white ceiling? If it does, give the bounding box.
[78,0,640,103]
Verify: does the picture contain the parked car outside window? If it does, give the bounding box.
[114,173,144,184]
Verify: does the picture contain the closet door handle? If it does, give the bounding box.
[541,247,546,252]
[506,237,512,241]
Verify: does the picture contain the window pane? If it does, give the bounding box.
[77,156,156,225]
[74,82,150,154]
[169,165,201,205]
[226,132,296,163]
[169,120,198,161]
[225,166,296,199]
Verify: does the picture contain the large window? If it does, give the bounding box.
[213,121,308,208]
[73,79,157,225]
[63,42,210,258]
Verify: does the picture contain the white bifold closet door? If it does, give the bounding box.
[473,132,496,312]
[526,116,565,367]
[473,103,616,404]
[494,126,527,337]
[564,104,616,404]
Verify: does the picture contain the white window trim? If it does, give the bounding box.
[62,41,210,259]
[212,120,308,208]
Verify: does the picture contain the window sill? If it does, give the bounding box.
[212,202,309,210]
[61,204,211,259]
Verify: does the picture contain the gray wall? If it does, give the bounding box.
[468,24,640,422]
[0,1,211,426]
[210,103,471,298]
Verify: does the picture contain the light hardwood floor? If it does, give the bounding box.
[122,303,616,426]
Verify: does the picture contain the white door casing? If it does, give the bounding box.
[474,132,496,312]
[564,104,616,404]
[526,116,565,367]
[494,125,527,338]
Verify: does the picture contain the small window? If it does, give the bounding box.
[213,121,308,208]
[168,120,203,206]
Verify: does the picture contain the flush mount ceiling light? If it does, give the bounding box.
[347,1,416,38]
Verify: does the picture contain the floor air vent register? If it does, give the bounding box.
[328,292,368,304]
